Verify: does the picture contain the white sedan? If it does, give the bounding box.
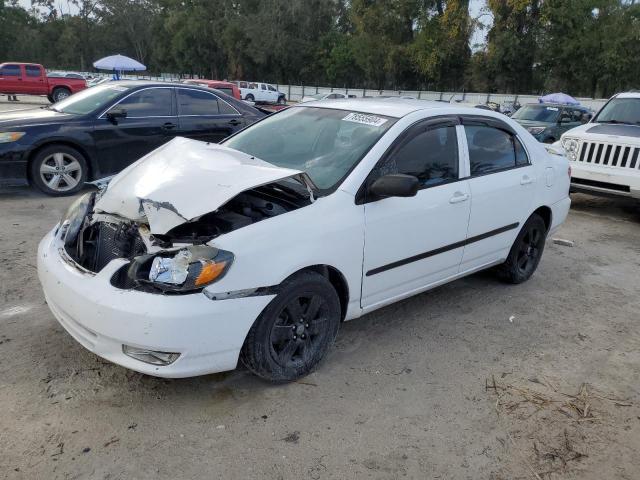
[37,98,571,381]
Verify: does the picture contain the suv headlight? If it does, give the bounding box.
[561,137,579,161]
[127,246,233,293]
[527,126,546,135]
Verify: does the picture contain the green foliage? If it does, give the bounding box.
[0,0,639,96]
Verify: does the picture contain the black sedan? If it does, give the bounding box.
[0,81,265,195]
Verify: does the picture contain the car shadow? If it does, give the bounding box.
[569,192,640,223]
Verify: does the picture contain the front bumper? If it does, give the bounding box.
[570,162,640,199]
[37,228,274,378]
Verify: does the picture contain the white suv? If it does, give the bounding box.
[560,92,640,199]
[236,81,286,104]
[38,99,570,382]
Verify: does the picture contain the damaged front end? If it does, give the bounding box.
[60,176,311,294]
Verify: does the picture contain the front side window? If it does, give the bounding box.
[119,88,173,117]
[594,98,640,125]
[177,88,219,115]
[268,85,276,91]
[25,65,41,77]
[0,65,21,76]
[375,125,459,188]
[465,126,527,175]
[224,107,396,191]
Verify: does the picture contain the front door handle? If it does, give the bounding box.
[449,192,470,204]
[162,122,177,130]
[520,175,534,185]
[228,119,242,126]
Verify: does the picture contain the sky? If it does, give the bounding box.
[18,0,491,47]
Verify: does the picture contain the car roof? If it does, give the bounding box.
[108,80,213,89]
[185,79,235,87]
[615,92,640,99]
[294,97,453,118]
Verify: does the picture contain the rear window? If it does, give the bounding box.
[217,87,234,97]
[1,65,21,76]
[25,65,41,77]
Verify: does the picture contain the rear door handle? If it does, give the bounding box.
[228,119,242,126]
[520,175,534,185]
[449,192,470,204]
[162,122,177,130]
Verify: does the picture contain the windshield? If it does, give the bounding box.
[52,84,131,115]
[224,107,396,191]
[594,98,640,124]
[512,105,560,123]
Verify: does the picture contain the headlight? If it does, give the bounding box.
[561,137,579,161]
[127,245,233,293]
[0,132,26,143]
[527,126,546,135]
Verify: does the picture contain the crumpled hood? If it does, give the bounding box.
[94,137,304,234]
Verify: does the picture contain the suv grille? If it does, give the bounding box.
[576,141,640,170]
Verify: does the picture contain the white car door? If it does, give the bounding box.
[361,119,471,310]
[458,117,535,271]
[267,84,279,102]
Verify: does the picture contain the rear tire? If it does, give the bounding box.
[245,94,255,102]
[30,144,88,196]
[496,214,547,284]
[51,87,71,103]
[240,271,341,382]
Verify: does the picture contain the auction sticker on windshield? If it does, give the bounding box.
[342,112,388,127]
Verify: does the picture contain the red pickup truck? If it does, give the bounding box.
[0,63,87,103]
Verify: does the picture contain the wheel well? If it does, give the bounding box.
[533,206,552,231]
[52,86,71,93]
[27,141,93,182]
[293,265,349,321]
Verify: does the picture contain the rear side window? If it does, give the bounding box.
[376,125,459,188]
[25,65,41,77]
[1,65,21,76]
[261,84,267,90]
[217,87,234,97]
[118,88,173,117]
[465,126,528,175]
[178,88,220,115]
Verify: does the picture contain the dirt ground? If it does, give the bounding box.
[0,100,639,479]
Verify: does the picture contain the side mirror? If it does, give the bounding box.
[369,174,419,199]
[580,113,591,124]
[106,107,127,123]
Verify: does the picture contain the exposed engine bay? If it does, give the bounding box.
[61,180,311,291]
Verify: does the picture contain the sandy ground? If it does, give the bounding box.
[0,99,639,479]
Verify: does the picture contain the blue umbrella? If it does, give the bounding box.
[538,92,580,105]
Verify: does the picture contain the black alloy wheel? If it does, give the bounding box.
[241,271,341,382]
[497,213,547,284]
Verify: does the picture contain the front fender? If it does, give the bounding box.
[205,190,365,318]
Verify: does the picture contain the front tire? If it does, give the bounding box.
[497,214,547,284]
[30,144,88,196]
[51,87,71,103]
[240,271,341,382]
[277,95,286,105]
